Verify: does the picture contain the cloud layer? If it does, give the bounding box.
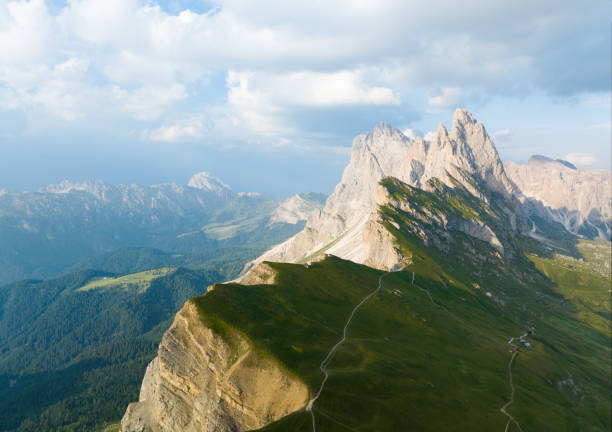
[0,0,609,195]
[1,0,609,137]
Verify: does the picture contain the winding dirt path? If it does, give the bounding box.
[500,334,526,432]
[410,272,528,431]
[306,272,392,432]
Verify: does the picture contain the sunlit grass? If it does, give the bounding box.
[76,267,176,293]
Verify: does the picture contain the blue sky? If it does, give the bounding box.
[0,0,610,197]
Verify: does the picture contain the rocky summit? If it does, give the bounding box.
[251,108,523,271]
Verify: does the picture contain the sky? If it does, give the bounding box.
[0,0,610,197]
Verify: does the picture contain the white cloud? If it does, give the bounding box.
[111,83,188,120]
[0,0,609,150]
[564,152,597,168]
[57,0,140,46]
[225,69,399,136]
[141,116,206,142]
[226,70,289,136]
[492,129,511,138]
[54,57,90,74]
[272,70,400,107]
[427,87,463,108]
[0,0,55,64]
[27,79,91,120]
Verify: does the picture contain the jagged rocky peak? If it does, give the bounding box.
[372,121,407,140]
[249,108,523,270]
[417,108,517,200]
[187,171,232,195]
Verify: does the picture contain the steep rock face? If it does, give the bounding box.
[121,300,308,432]
[412,110,516,201]
[505,156,611,239]
[362,214,409,271]
[252,109,521,270]
[363,177,512,271]
[248,122,413,267]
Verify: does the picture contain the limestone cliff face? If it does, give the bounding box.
[121,300,308,432]
[250,108,521,271]
[505,156,611,240]
[252,121,414,267]
[362,214,410,271]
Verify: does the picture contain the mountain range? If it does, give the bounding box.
[120,109,611,431]
[0,173,325,286]
[251,109,608,271]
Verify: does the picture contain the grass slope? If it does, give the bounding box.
[187,179,610,432]
[76,267,175,293]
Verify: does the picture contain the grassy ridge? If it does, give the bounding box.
[191,250,609,431]
[188,180,610,431]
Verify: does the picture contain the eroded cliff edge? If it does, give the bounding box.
[121,298,308,432]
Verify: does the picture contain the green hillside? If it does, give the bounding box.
[185,179,611,431]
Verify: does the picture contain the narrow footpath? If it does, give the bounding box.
[500,333,527,432]
[411,271,528,431]
[306,271,392,432]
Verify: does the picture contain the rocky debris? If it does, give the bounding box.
[121,300,308,432]
[505,156,611,239]
[557,373,583,396]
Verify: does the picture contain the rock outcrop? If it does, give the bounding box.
[250,108,521,271]
[121,299,308,432]
[505,156,611,239]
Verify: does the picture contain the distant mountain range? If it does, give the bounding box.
[0,173,325,286]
